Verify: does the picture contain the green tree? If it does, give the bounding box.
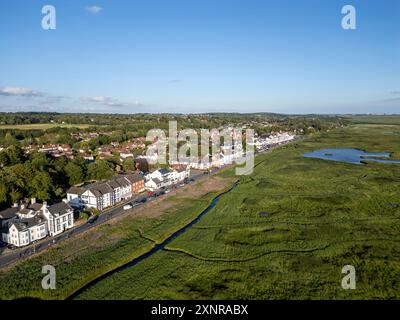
[29,171,53,201]
[0,151,9,166]
[87,160,114,181]
[10,189,23,204]
[29,152,48,171]
[65,162,85,185]
[123,158,135,172]
[0,183,8,206]
[3,132,18,147]
[4,145,23,165]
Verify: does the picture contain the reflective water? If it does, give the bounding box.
[303,148,400,165]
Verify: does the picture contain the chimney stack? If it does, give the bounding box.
[31,197,36,205]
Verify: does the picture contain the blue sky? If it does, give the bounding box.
[0,0,399,114]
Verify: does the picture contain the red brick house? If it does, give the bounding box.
[125,173,145,194]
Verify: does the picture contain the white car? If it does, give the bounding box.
[123,204,133,210]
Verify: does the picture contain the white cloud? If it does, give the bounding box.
[0,86,43,97]
[80,96,142,108]
[81,96,110,103]
[85,5,103,14]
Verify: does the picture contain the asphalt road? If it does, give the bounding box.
[0,171,209,268]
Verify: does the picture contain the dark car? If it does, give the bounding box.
[87,215,99,224]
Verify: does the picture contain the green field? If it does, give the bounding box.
[348,115,400,126]
[0,123,91,130]
[0,121,399,300]
[0,182,231,300]
[76,123,400,299]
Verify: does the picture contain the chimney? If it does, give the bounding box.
[31,197,36,205]
[62,199,68,204]
[12,203,18,208]
[43,201,48,208]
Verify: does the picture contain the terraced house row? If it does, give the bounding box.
[67,173,145,211]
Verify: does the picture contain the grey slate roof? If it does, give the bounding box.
[116,177,131,187]
[47,202,73,216]
[108,180,121,189]
[152,178,162,185]
[6,214,47,232]
[0,207,19,220]
[125,173,144,183]
[29,203,43,211]
[67,187,85,195]
[88,183,113,196]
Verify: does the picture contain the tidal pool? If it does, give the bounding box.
[303,148,400,165]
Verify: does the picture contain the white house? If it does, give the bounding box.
[67,175,142,211]
[2,215,48,248]
[42,201,74,237]
[172,166,190,182]
[66,187,85,208]
[81,184,113,211]
[145,177,163,191]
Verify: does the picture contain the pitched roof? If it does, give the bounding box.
[152,178,162,184]
[107,180,121,189]
[116,177,131,187]
[124,173,144,183]
[90,183,113,196]
[67,187,85,195]
[47,202,73,216]
[0,207,19,220]
[29,203,43,211]
[6,214,47,232]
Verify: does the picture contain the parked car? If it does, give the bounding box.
[123,204,133,210]
[87,215,99,224]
